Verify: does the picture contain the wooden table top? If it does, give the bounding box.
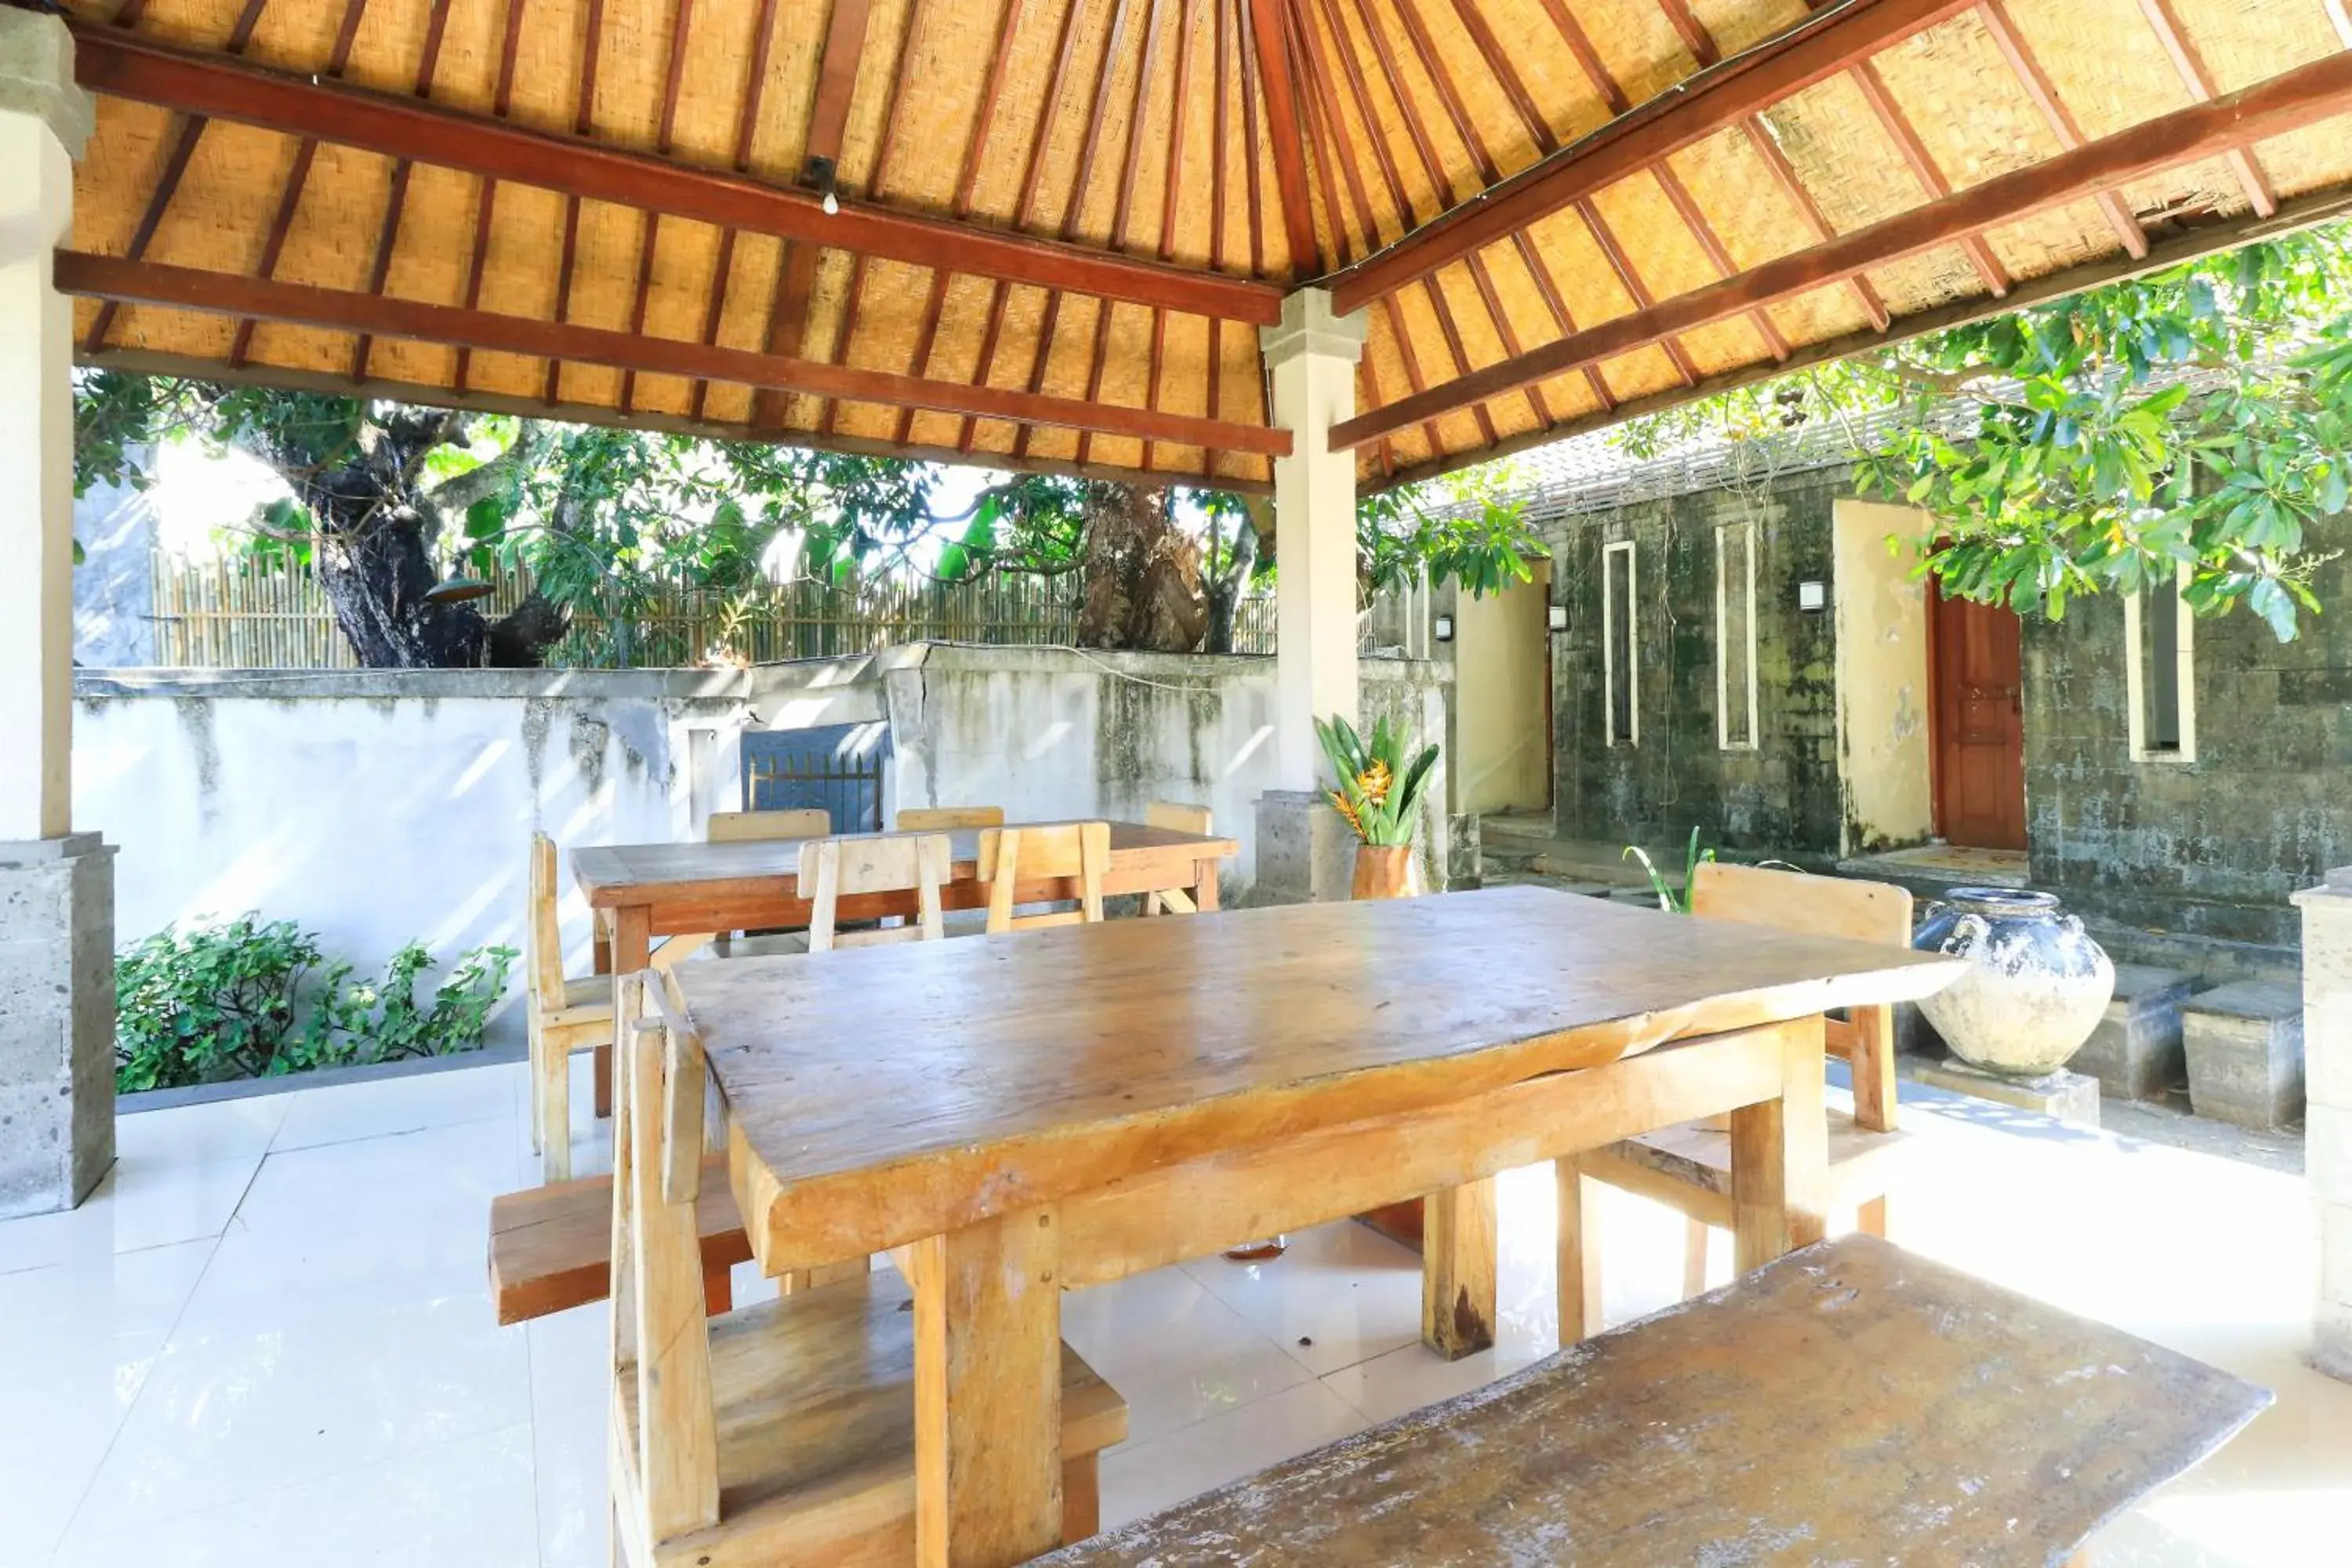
[678,885,1963,1263]
[1036,1234,2270,1566]
[571,819,1234,907]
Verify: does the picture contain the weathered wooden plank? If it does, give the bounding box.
[1037,1235,2272,1566]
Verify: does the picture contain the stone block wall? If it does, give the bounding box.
[2023,552,2352,951]
[1541,468,1846,858]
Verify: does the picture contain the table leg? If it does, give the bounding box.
[599,905,652,1122]
[1421,1178,1497,1359]
[909,1205,1065,1568]
[1192,857,1221,912]
[1730,1014,1828,1274]
[1555,1157,1605,1343]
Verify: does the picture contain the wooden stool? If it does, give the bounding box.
[1562,862,1912,1338]
[1139,801,1212,914]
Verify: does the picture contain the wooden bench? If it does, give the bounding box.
[1037,1235,2269,1566]
[488,1156,750,1327]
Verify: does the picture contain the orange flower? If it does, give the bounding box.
[1356,759,1393,807]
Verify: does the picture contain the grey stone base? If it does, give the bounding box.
[1252,790,1360,906]
[2071,963,2192,1102]
[0,834,118,1219]
[1446,813,1482,890]
[2183,981,2305,1131]
[1909,1056,2102,1128]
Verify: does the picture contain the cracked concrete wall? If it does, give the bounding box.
[71,670,756,1041]
[1541,469,1849,858]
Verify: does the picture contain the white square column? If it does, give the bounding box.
[1,11,88,844]
[2296,869,2352,1382]
[1259,289,1367,791]
[1,12,113,1220]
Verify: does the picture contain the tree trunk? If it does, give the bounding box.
[1203,497,1266,654]
[1076,482,1209,652]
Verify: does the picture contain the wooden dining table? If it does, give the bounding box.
[671,884,1963,1568]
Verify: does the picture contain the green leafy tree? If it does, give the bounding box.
[1617,223,2352,640]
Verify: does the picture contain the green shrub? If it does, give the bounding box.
[115,915,517,1094]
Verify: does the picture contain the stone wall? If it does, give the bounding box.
[2024,551,2352,951]
[1541,468,1846,859]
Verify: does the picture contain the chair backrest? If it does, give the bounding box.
[796,833,953,952]
[897,805,1005,832]
[1142,802,1212,913]
[707,808,832,843]
[978,822,1110,934]
[611,968,722,1554]
[1687,862,1912,1132]
[528,833,567,1006]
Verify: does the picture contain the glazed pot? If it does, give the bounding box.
[1352,844,1414,900]
[1914,887,2115,1078]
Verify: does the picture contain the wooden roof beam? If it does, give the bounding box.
[2135,0,2278,217]
[1322,0,1980,313]
[1247,0,1322,270]
[69,24,1287,327]
[1329,44,2352,449]
[54,252,1294,458]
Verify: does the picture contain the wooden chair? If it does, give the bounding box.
[799,832,952,953]
[1038,1236,2267,1568]
[608,971,1127,1567]
[527,833,708,1183]
[706,807,831,842]
[1140,801,1211,915]
[978,822,1110,934]
[897,804,1005,831]
[489,1158,749,1326]
[1559,862,1911,1339]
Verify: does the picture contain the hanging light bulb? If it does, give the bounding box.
[822,189,840,216]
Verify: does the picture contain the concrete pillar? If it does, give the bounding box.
[0,11,114,1218]
[1252,289,1367,906]
[2295,869,2352,1381]
[1258,288,1366,791]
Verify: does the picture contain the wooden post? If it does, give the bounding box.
[908,1206,1065,1568]
[1421,1177,1498,1359]
[1729,1013,1829,1273]
[1555,1157,1606,1343]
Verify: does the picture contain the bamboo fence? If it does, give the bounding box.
[147,556,1283,668]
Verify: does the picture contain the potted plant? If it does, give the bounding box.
[1316,714,1440,901]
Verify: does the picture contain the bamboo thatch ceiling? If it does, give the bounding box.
[56,0,2352,492]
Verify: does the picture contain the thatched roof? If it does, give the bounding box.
[58,0,2352,492]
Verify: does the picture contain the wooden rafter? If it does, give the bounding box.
[541,0,608,405]
[1976,0,2149,259]
[1324,0,1980,311]
[615,0,700,412]
[2136,0,2279,216]
[1849,57,2011,297]
[685,0,786,421]
[79,0,272,356]
[227,0,373,368]
[452,0,533,394]
[1246,0,1321,270]
[818,0,926,440]
[347,0,459,382]
[1331,42,2352,449]
[1074,0,1178,469]
[56,252,1294,456]
[72,26,1285,328]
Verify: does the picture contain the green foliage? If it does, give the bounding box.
[1617,223,2352,641]
[1623,828,1716,915]
[114,914,515,1094]
[1359,461,1542,600]
[1315,714,1440,848]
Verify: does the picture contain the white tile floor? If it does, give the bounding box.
[3,1057,2347,1567]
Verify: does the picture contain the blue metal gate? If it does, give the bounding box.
[741,723,891,833]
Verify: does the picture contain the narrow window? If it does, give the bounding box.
[2125,565,2196,762]
[1716,521,1758,750]
[1602,540,1639,746]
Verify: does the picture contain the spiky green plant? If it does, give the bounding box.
[1623,827,1717,913]
[1314,715,1439,848]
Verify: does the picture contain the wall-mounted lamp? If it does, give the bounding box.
[1546,602,1569,633]
[1797,580,1828,612]
[1433,613,1455,644]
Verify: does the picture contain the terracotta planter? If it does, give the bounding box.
[1352,844,1414,900]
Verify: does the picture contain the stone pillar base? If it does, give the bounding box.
[1252,790,1359,906]
[1905,1055,2101,1129]
[0,834,116,1218]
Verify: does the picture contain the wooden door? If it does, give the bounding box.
[1929,586,2026,851]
